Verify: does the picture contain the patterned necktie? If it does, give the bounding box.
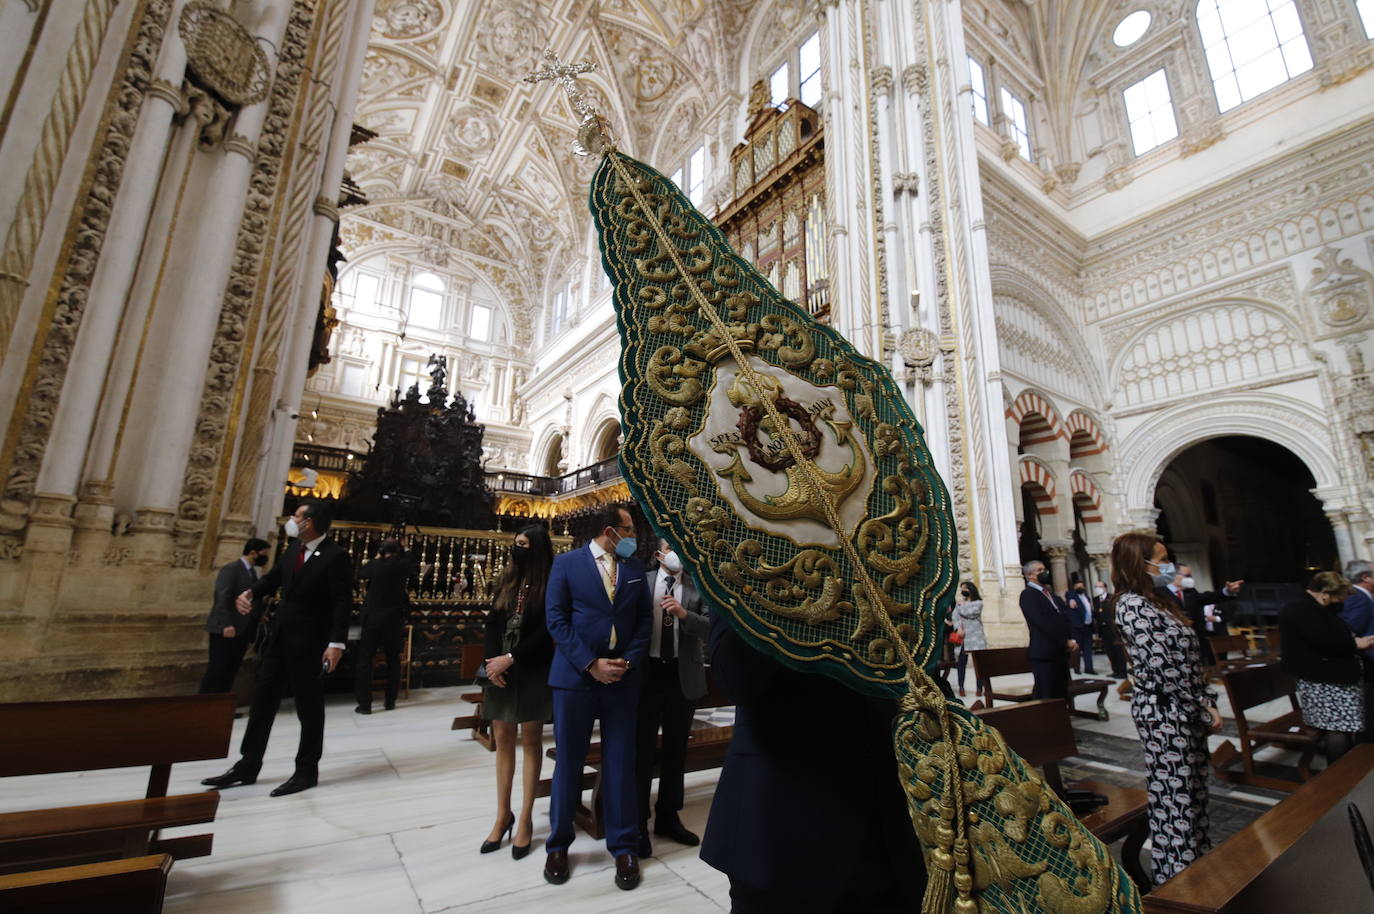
[597,554,615,600]
[662,575,676,660]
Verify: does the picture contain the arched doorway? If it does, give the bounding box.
[542,434,565,478]
[1153,435,1337,586]
[591,419,621,463]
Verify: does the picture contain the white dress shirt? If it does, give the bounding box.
[299,534,346,652]
[588,539,617,649]
[649,567,680,659]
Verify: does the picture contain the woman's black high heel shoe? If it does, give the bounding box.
[480,812,514,854]
[511,840,532,860]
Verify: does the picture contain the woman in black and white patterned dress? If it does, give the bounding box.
[1279,571,1374,762]
[1109,532,1223,884]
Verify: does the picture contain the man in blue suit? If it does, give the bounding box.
[544,504,653,890]
[1020,559,1076,700]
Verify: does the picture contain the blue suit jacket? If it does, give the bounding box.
[545,544,653,690]
[1338,586,1374,661]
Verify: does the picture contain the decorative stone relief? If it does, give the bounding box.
[178,2,271,106]
[1305,245,1373,331]
[374,0,445,40]
[445,106,499,154]
[1,0,176,541]
[473,0,548,80]
[1111,301,1309,410]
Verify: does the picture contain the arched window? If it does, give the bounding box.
[763,30,823,111]
[1196,0,1312,113]
[409,271,445,328]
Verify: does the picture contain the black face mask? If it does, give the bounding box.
[511,544,530,564]
[1036,571,1052,587]
[253,553,268,567]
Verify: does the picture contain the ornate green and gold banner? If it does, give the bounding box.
[534,47,1141,914]
[591,155,956,697]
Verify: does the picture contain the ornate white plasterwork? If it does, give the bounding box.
[1117,390,1343,518]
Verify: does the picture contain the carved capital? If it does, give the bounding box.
[223,133,256,158]
[1043,542,1072,563]
[891,172,920,196]
[28,493,76,529]
[901,64,927,95]
[870,66,893,96]
[313,195,340,221]
[147,78,186,111]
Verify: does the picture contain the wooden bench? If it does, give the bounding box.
[0,694,234,873]
[975,699,1151,891]
[0,854,173,914]
[969,647,1112,720]
[1209,662,1320,793]
[1145,743,1374,912]
[545,721,734,839]
[450,644,496,751]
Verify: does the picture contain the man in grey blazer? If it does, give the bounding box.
[198,538,271,695]
[635,538,709,857]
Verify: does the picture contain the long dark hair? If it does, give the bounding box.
[493,524,553,613]
[1109,531,1189,625]
[959,581,982,602]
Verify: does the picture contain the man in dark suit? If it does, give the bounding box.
[353,538,419,714]
[1339,560,1374,740]
[1094,581,1128,678]
[198,538,270,695]
[1064,581,1096,675]
[543,505,652,890]
[634,538,709,858]
[1020,559,1076,700]
[700,611,926,911]
[1169,565,1242,664]
[202,501,354,797]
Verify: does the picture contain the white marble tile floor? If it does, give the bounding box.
[0,670,1308,912]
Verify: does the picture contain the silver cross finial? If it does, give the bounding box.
[523,49,613,156]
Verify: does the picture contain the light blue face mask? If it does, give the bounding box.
[614,535,637,559]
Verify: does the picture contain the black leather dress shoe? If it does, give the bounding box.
[654,817,700,847]
[354,705,371,715]
[201,767,256,789]
[269,774,317,797]
[614,853,640,890]
[383,701,396,711]
[543,849,569,885]
[637,827,652,859]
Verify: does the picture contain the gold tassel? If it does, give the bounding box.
[922,856,955,914]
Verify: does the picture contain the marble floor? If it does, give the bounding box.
[0,671,1312,912]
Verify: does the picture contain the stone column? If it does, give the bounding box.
[1044,541,1071,596]
[1090,551,1111,591]
[1326,508,1357,567]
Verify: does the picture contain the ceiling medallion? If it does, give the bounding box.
[898,327,939,368]
[178,2,270,107]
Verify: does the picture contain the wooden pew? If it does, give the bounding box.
[545,721,734,839]
[1208,662,1320,793]
[0,854,173,914]
[0,694,234,872]
[539,669,736,839]
[450,644,496,751]
[969,647,1112,720]
[975,699,1151,891]
[1145,744,1374,912]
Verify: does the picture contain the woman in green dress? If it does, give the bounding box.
[479,524,555,859]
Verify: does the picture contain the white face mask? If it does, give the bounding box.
[660,550,682,574]
[1181,576,1196,589]
[284,517,301,539]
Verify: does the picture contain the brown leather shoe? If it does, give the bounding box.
[544,849,569,885]
[614,853,640,890]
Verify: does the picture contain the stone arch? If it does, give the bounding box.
[1108,297,1311,410]
[990,266,1106,406]
[1006,387,1068,455]
[532,427,567,478]
[1069,469,1103,524]
[589,416,622,463]
[1018,455,1059,517]
[1118,391,1341,522]
[1066,409,1109,459]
